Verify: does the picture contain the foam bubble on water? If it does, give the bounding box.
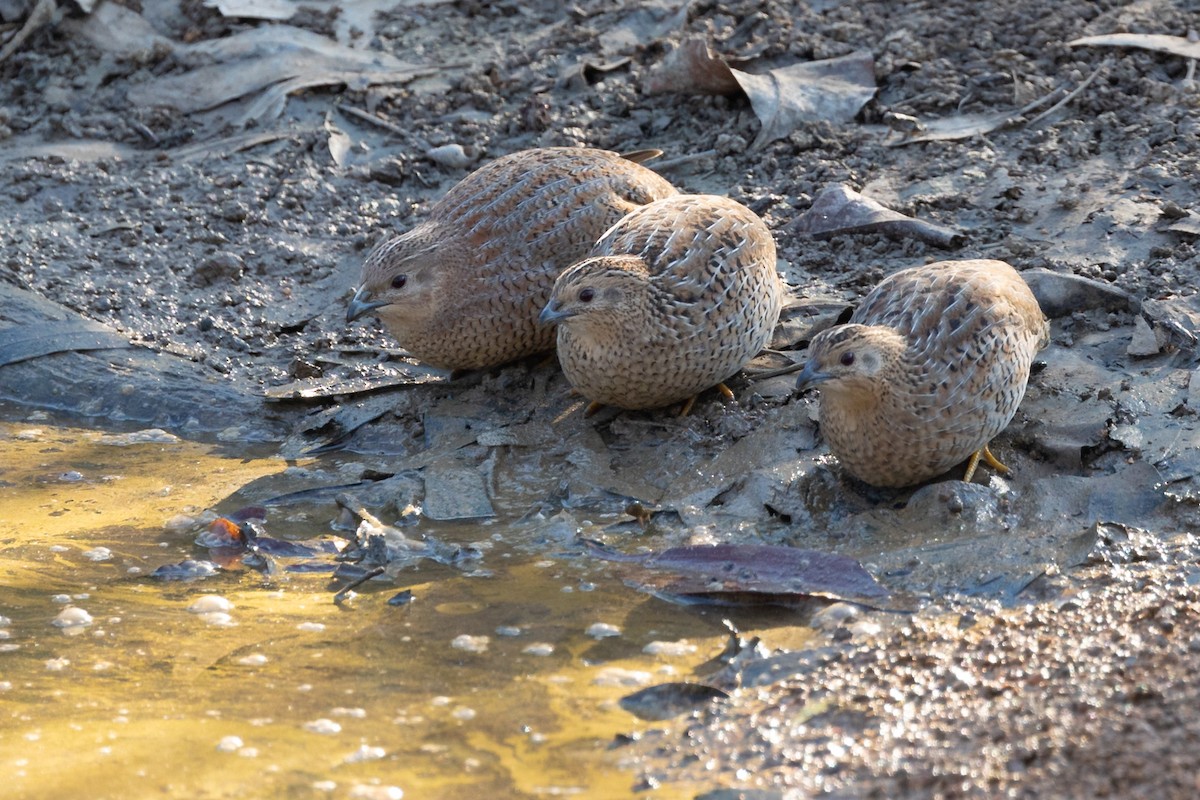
[348,785,403,800]
[83,547,113,562]
[216,736,244,752]
[642,639,697,657]
[51,594,72,604]
[450,707,476,721]
[495,625,522,637]
[522,643,555,657]
[48,545,69,553]
[331,707,366,718]
[297,622,326,632]
[450,634,489,654]
[237,654,268,666]
[586,622,621,639]
[312,781,337,792]
[592,667,652,687]
[303,718,342,735]
[187,595,233,614]
[45,657,70,671]
[343,744,386,764]
[53,607,93,628]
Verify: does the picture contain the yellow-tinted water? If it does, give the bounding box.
[0,418,815,799]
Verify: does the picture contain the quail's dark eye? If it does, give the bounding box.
[578,288,595,303]
[391,274,408,289]
[839,351,856,367]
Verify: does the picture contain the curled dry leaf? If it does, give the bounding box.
[644,38,876,150]
[643,36,741,95]
[734,50,876,151]
[790,184,965,249]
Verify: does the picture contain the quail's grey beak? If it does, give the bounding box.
[794,359,832,393]
[538,299,576,325]
[346,286,388,323]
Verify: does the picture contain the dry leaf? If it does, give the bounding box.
[732,50,876,150]
[790,184,964,248]
[643,36,740,95]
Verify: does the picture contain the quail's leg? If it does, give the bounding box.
[678,383,735,417]
[963,445,1010,482]
[585,401,605,417]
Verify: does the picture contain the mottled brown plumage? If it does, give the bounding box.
[539,194,783,410]
[347,147,677,370]
[795,259,1050,488]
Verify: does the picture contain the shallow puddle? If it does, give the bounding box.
[0,416,815,799]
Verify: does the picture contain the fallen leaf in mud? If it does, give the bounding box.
[644,39,876,150]
[1068,33,1200,61]
[1020,268,1135,318]
[736,50,876,151]
[643,36,742,95]
[883,86,1068,146]
[790,184,965,248]
[619,682,730,721]
[96,10,436,124]
[0,315,131,367]
[588,542,890,607]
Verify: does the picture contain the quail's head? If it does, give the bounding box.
[795,324,906,397]
[346,228,443,339]
[538,255,651,333]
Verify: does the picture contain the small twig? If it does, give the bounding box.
[745,361,807,382]
[1026,57,1113,128]
[339,104,407,136]
[333,566,386,604]
[650,149,719,171]
[0,0,54,64]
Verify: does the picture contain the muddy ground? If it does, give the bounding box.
[3,0,1200,796]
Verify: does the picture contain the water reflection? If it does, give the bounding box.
[0,419,810,798]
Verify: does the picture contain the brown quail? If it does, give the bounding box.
[795,259,1050,488]
[539,194,784,411]
[347,147,677,370]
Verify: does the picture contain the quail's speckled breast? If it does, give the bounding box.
[539,194,784,410]
[346,147,678,370]
[794,259,1050,488]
